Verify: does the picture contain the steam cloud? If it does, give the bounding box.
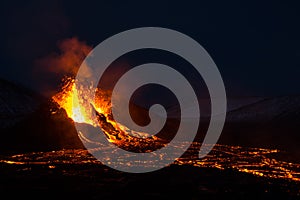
[36,37,92,77]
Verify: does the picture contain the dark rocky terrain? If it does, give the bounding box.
[0,78,299,199]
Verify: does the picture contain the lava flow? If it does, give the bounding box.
[52,77,166,152]
[52,77,97,125]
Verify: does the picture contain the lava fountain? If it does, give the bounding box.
[52,76,166,152]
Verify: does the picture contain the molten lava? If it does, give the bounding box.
[52,77,94,124]
[52,77,113,125]
[52,77,166,152]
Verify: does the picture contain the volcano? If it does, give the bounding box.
[0,78,84,152]
[0,78,300,199]
[1,77,300,159]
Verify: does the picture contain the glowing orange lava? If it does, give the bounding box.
[53,78,88,123]
[51,77,165,152]
[52,77,108,126]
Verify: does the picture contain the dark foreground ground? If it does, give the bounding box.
[1,79,300,199]
[1,161,299,200]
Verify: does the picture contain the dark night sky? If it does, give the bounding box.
[0,0,300,97]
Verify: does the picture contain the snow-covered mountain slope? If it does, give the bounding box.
[0,79,43,128]
[226,95,300,123]
[164,96,264,119]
